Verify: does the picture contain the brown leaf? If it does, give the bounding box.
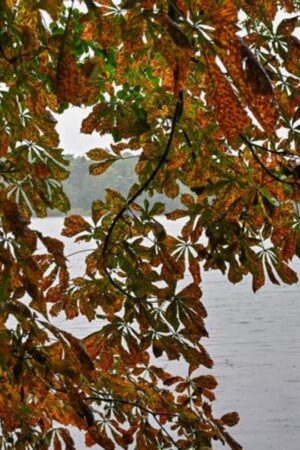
[61,331,95,373]
[59,429,76,449]
[178,283,202,301]
[163,376,184,386]
[85,426,115,450]
[265,259,280,285]
[218,36,278,133]
[164,15,192,49]
[206,56,250,140]
[189,255,201,285]
[91,199,106,224]
[240,39,273,96]
[222,430,243,450]
[89,160,114,176]
[221,411,240,427]
[40,236,65,259]
[228,259,243,284]
[62,215,91,237]
[193,375,218,390]
[277,16,298,36]
[274,261,298,284]
[32,162,51,180]
[282,235,295,261]
[252,270,265,292]
[53,434,62,450]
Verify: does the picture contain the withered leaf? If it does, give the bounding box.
[62,215,91,237]
[221,411,240,427]
[240,38,273,96]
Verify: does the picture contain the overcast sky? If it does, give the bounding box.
[55,107,113,156]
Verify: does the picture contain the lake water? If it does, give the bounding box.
[33,217,300,450]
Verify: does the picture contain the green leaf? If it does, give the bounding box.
[258,186,278,206]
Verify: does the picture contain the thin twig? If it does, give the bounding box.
[182,129,192,148]
[240,134,298,187]
[86,395,176,418]
[104,268,136,300]
[247,140,298,158]
[66,248,96,258]
[153,415,179,449]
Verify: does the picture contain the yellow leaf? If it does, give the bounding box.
[89,160,113,176]
[87,148,111,161]
[62,215,91,237]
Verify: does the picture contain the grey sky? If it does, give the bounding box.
[55,107,112,156]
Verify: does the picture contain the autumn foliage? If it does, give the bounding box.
[0,0,300,448]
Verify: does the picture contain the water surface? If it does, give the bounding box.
[33,217,300,450]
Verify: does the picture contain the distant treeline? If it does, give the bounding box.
[57,154,183,216]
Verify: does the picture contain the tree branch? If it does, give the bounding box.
[101,93,184,299]
[182,129,192,148]
[87,395,180,448]
[245,139,298,158]
[153,415,179,449]
[102,94,183,258]
[86,395,176,417]
[240,134,299,187]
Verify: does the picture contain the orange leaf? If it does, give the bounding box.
[85,426,114,450]
[206,57,250,140]
[87,148,111,161]
[89,160,114,176]
[53,434,62,450]
[62,215,91,237]
[33,162,51,180]
[193,375,218,390]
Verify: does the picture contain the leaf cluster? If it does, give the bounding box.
[0,0,300,449]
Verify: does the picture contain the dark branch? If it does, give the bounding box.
[240,134,299,187]
[101,94,184,299]
[246,139,298,158]
[83,0,97,11]
[103,267,136,300]
[102,94,183,257]
[182,129,192,148]
[86,395,176,418]
[153,415,179,449]
[88,395,180,448]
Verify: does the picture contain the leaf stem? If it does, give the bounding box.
[66,248,96,259]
